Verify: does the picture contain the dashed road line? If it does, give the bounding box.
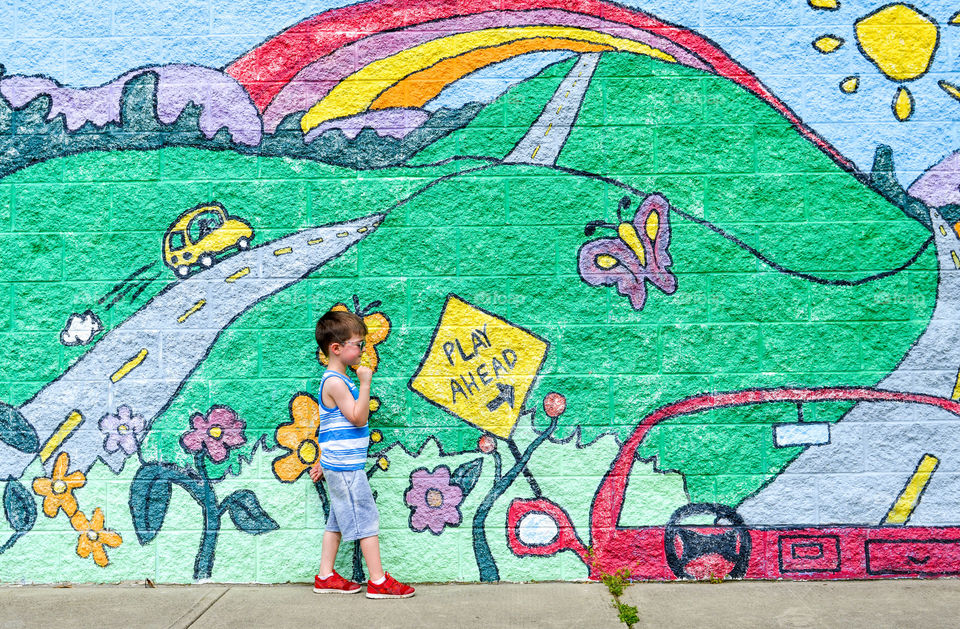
[274,246,293,256]
[308,237,324,245]
[884,454,940,524]
[337,231,349,238]
[952,251,960,269]
[225,267,250,283]
[532,145,540,159]
[39,412,83,463]
[177,299,206,324]
[111,349,148,383]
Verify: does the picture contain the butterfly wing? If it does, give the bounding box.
[577,237,650,310]
[631,193,677,294]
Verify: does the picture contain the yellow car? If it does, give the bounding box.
[163,203,253,278]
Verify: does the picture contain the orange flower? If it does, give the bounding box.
[71,508,121,567]
[32,452,85,518]
[272,394,322,482]
[320,300,391,372]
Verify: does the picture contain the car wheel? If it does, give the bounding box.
[199,254,215,268]
[176,265,190,278]
[237,237,250,250]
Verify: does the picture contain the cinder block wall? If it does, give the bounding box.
[0,0,957,583]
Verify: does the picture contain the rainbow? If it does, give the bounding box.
[226,0,852,169]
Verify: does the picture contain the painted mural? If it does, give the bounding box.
[1,0,960,584]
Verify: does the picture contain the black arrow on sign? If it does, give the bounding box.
[486,383,515,412]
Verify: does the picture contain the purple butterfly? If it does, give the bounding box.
[577,194,677,311]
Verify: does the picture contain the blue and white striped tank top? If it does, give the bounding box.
[317,370,369,471]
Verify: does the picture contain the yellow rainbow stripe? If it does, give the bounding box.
[301,26,676,131]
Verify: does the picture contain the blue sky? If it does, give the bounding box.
[2,0,958,184]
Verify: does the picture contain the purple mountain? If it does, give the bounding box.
[0,64,263,146]
[909,152,960,208]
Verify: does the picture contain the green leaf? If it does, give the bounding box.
[3,479,36,533]
[129,463,178,545]
[0,403,39,454]
[222,490,278,535]
[451,458,483,497]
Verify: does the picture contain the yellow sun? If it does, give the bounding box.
[809,2,952,122]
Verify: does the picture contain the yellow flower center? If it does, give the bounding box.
[370,430,382,443]
[297,441,318,465]
[426,489,444,508]
[377,456,389,471]
[118,424,129,434]
[86,530,99,542]
[208,426,223,439]
[52,480,68,495]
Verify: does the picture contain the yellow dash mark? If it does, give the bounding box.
[336,232,349,238]
[531,145,540,159]
[939,80,960,103]
[572,80,578,86]
[813,35,844,53]
[177,299,206,324]
[952,367,960,400]
[544,123,552,136]
[225,267,250,283]
[952,251,960,269]
[940,225,948,236]
[39,411,83,463]
[556,105,563,114]
[111,349,148,383]
[809,0,838,9]
[358,227,368,233]
[952,10,960,25]
[884,454,939,524]
[274,247,293,256]
[565,91,570,98]
[308,237,324,245]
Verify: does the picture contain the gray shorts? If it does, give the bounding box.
[323,468,380,542]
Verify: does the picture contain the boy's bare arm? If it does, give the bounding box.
[324,373,371,427]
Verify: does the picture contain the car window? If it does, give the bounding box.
[168,231,186,250]
[187,211,224,242]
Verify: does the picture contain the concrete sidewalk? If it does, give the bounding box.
[1,580,960,629]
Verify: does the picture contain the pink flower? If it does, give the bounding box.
[180,406,246,463]
[543,392,566,418]
[404,466,464,535]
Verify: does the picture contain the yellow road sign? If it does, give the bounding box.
[409,294,550,439]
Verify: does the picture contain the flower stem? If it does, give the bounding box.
[472,414,558,582]
[0,532,23,554]
[313,479,330,520]
[193,454,220,580]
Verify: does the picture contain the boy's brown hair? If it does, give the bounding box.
[315,310,368,357]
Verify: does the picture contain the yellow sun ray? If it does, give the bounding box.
[813,35,844,53]
[893,86,914,121]
[939,80,960,102]
[840,76,859,93]
[809,0,839,9]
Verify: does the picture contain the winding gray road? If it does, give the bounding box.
[0,213,383,479]
[503,53,601,166]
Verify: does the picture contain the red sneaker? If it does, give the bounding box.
[313,570,361,594]
[366,573,415,599]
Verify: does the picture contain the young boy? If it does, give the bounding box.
[308,309,415,599]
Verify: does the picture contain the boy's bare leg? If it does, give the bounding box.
[359,535,384,582]
[319,531,341,576]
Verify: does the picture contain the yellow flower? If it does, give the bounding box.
[32,452,85,518]
[272,393,322,482]
[376,455,389,471]
[71,508,121,567]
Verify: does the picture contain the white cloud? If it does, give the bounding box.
[60,310,104,346]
